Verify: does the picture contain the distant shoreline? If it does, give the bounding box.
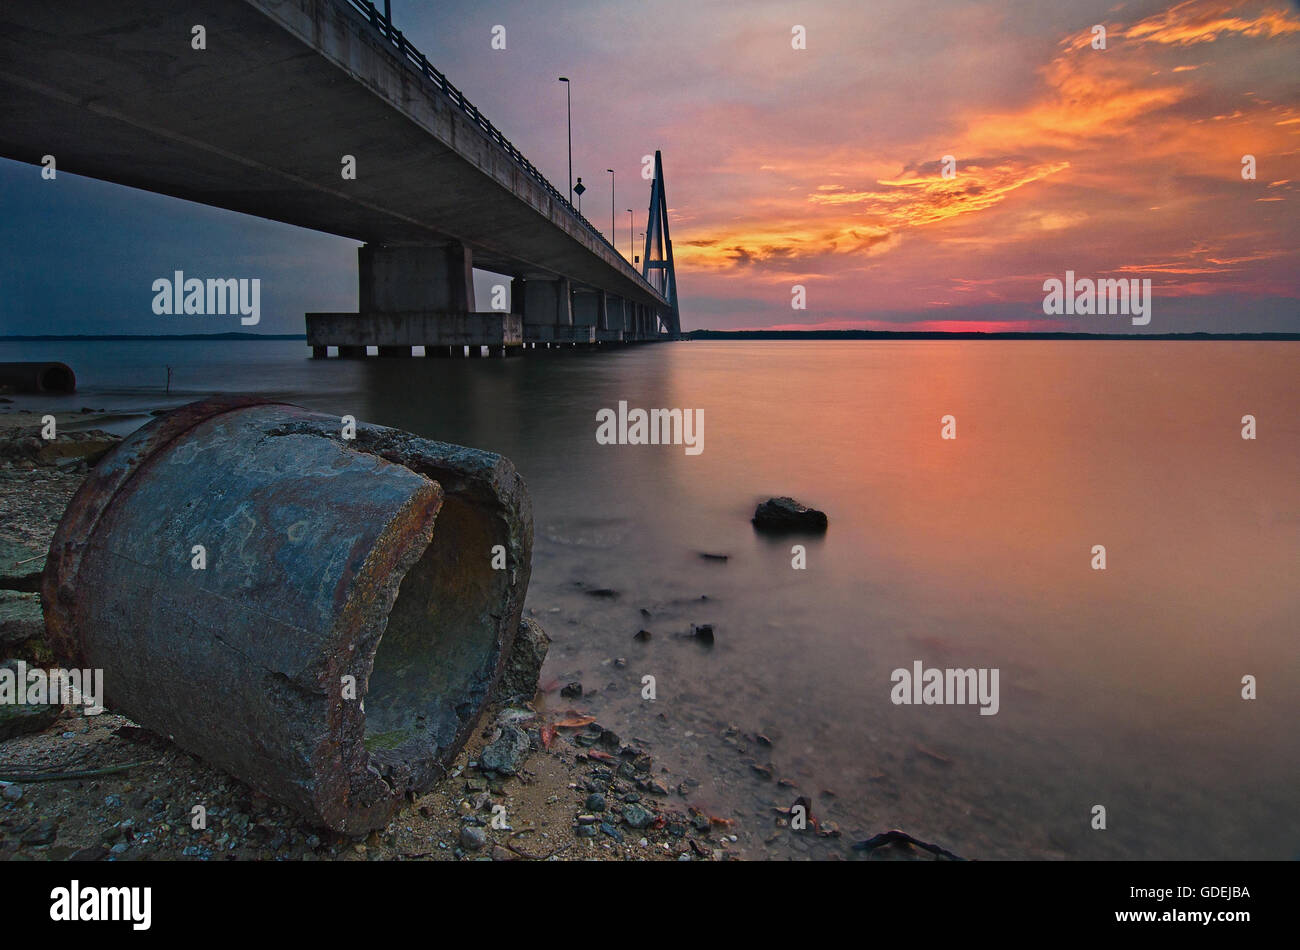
[686,330,1300,341]
[0,332,308,341]
[2,330,1298,342]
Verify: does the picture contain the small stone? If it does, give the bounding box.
[560,682,583,699]
[633,630,652,642]
[2,783,23,802]
[0,699,59,741]
[480,724,530,776]
[497,618,550,700]
[0,590,44,646]
[691,623,714,644]
[459,825,487,851]
[622,804,654,829]
[22,821,58,846]
[574,824,598,838]
[584,793,606,812]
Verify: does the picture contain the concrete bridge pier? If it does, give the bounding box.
[573,290,601,329]
[307,242,522,356]
[361,242,475,313]
[523,277,593,345]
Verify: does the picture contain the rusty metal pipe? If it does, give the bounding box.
[42,397,532,833]
[0,361,77,393]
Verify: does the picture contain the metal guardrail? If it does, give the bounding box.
[341,0,646,285]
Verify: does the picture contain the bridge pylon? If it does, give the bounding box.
[641,150,681,338]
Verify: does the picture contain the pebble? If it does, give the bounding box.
[21,821,58,846]
[584,792,606,812]
[2,784,22,802]
[622,804,653,829]
[459,825,487,851]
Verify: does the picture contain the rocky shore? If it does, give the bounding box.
[1,407,960,863]
[0,410,737,862]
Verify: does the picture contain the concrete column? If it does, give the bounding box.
[572,290,601,328]
[523,277,571,334]
[359,242,475,313]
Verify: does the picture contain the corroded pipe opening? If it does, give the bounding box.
[42,397,532,833]
[0,361,77,393]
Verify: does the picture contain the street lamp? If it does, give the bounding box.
[557,77,571,200]
[626,210,634,261]
[606,169,615,245]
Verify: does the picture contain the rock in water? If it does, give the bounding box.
[752,497,828,533]
[497,618,550,701]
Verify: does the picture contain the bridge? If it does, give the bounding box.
[0,0,681,356]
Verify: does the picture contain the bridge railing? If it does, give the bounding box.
[342,0,641,283]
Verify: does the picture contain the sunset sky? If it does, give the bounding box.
[1,0,1297,334]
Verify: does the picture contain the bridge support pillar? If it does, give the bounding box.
[360,242,475,312]
[572,289,601,329]
[521,277,572,342]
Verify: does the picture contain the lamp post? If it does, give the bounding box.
[626,209,634,261]
[557,77,571,200]
[606,169,615,245]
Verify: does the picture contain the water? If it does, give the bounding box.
[3,338,1297,859]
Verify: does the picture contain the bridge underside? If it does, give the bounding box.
[0,0,676,351]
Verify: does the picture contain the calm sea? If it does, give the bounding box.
[3,338,1297,859]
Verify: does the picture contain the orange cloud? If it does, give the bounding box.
[1124,0,1300,46]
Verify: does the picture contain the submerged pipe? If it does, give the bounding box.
[0,361,77,393]
[42,396,532,833]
